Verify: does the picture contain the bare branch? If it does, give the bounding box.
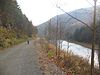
[86,0,94,6]
[57,6,93,31]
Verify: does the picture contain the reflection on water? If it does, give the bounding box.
[59,40,99,68]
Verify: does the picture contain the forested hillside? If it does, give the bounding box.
[0,0,37,48]
[37,5,100,72]
[37,6,100,42]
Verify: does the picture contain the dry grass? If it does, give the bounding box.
[37,38,100,75]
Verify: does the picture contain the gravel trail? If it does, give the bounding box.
[0,40,42,75]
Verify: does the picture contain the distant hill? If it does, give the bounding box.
[37,6,100,37]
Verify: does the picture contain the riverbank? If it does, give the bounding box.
[36,38,99,75]
[69,40,98,50]
[35,38,66,75]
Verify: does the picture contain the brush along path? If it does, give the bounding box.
[0,40,42,75]
[35,38,66,75]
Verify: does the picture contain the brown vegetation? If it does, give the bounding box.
[37,38,100,75]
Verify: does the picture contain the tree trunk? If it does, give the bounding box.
[98,44,100,70]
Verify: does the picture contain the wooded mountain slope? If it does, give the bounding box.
[0,0,37,48]
[37,6,100,42]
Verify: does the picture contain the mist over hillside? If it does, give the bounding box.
[37,6,100,38]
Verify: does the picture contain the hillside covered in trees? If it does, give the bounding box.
[0,0,37,48]
[37,5,100,73]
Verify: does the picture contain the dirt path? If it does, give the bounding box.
[0,40,42,75]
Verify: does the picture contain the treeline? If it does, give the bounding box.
[44,19,100,70]
[67,21,100,69]
[71,26,92,43]
[70,22,100,44]
[0,0,37,48]
[0,0,37,37]
[44,19,100,45]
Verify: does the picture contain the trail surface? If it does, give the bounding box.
[0,40,42,75]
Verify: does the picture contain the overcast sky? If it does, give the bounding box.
[16,0,100,26]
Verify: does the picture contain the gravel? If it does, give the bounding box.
[0,40,42,75]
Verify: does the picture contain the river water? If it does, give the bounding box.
[59,40,99,68]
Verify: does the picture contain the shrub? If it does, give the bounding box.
[0,26,28,49]
[47,50,55,58]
